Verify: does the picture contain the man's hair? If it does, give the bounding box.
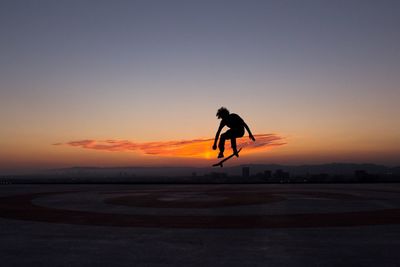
[216,107,230,118]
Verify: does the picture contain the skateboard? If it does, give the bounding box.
[212,148,242,167]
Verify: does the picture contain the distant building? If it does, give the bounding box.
[242,167,250,177]
[274,169,290,179]
[354,170,377,182]
[355,170,368,179]
[309,173,330,182]
[209,172,227,179]
[264,170,272,179]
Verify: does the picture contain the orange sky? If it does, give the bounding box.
[55,134,286,158]
[1,127,399,174]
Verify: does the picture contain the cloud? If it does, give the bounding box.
[56,134,286,158]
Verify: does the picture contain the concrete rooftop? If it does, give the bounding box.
[1,184,399,266]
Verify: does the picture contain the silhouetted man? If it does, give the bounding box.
[212,107,255,158]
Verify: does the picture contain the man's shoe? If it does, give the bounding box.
[218,152,224,158]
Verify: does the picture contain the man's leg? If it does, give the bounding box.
[231,137,239,157]
[218,131,231,158]
[218,132,226,158]
[231,129,244,157]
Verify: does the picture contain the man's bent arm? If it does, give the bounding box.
[244,122,255,140]
[213,123,224,147]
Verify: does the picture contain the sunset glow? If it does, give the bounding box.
[55,134,286,158]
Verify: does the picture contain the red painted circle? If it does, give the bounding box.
[0,189,399,229]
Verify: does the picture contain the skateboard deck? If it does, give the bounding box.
[212,148,242,167]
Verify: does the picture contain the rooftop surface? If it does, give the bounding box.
[1,184,399,266]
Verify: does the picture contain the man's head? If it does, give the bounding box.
[216,107,230,119]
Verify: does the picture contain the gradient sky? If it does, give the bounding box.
[1,0,399,173]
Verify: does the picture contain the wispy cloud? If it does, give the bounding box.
[55,134,286,158]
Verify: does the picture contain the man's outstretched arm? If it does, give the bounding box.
[243,122,256,141]
[213,122,224,150]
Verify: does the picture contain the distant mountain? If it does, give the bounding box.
[53,166,204,177]
[48,163,399,177]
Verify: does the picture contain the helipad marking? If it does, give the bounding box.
[0,188,399,229]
